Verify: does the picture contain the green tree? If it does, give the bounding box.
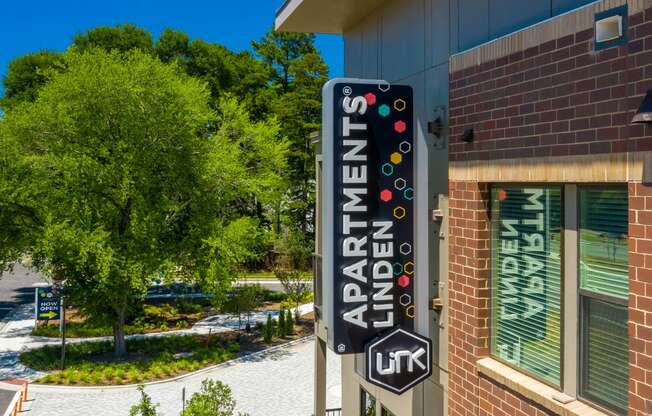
[0,49,286,356]
[223,284,263,329]
[285,309,294,335]
[73,24,154,54]
[0,51,62,110]
[275,270,311,319]
[253,29,328,238]
[263,313,273,343]
[277,308,286,337]
[182,379,248,416]
[130,385,160,416]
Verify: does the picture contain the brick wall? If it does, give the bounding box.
[448,181,490,416]
[448,6,652,416]
[628,182,652,416]
[448,8,652,162]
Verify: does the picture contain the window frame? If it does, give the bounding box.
[487,183,630,415]
[488,183,566,389]
[576,184,629,416]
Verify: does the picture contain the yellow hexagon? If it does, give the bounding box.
[393,206,406,219]
[404,261,415,275]
[394,99,407,112]
[406,305,415,318]
[390,152,403,165]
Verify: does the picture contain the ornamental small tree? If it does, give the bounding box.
[285,309,294,335]
[129,385,160,416]
[277,309,286,337]
[263,313,273,344]
[181,379,248,416]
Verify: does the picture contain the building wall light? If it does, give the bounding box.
[632,89,652,124]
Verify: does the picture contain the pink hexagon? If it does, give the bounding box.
[380,189,393,202]
[398,275,410,288]
[364,93,377,106]
[394,120,407,133]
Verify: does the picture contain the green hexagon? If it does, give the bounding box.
[378,104,391,117]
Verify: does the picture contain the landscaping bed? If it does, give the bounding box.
[21,318,314,386]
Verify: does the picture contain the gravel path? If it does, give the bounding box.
[25,338,341,416]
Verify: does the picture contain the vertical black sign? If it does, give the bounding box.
[327,81,414,354]
[36,286,62,321]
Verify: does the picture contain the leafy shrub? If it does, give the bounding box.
[130,385,160,416]
[181,379,248,416]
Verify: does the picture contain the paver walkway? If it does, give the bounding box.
[23,338,341,416]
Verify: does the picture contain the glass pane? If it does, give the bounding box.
[361,389,376,416]
[491,187,562,386]
[581,297,628,414]
[579,188,628,300]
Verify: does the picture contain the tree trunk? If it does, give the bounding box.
[113,308,127,357]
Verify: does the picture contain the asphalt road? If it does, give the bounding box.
[0,264,44,320]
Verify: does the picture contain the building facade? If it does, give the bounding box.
[276,1,652,415]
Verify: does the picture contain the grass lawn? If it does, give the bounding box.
[22,318,315,386]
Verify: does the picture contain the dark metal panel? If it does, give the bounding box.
[489,0,551,39]
[552,0,598,16]
[458,0,489,51]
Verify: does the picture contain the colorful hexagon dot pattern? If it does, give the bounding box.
[394,99,406,111]
[381,163,394,176]
[398,275,410,288]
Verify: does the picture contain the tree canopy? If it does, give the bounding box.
[0,48,286,355]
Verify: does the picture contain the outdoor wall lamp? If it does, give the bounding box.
[632,89,652,124]
[461,128,474,143]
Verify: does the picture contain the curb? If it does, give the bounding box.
[4,335,315,393]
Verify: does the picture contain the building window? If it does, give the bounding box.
[490,186,562,386]
[489,185,630,413]
[579,187,628,414]
[360,388,376,416]
[380,406,395,416]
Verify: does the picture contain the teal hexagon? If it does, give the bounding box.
[378,104,391,117]
[393,262,404,276]
[404,187,414,200]
[381,163,394,176]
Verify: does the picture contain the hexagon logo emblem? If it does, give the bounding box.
[399,243,412,255]
[381,163,394,176]
[394,99,407,111]
[399,294,412,306]
[380,189,393,202]
[393,206,406,219]
[403,187,414,201]
[390,152,403,165]
[392,262,404,276]
[364,92,377,106]
[399,141,412,153]
[404,262,415,275]
[397,275,410,288]
[378,104,391,117]
[394,178,406,191]
[394,120,407,133]
[365,328,432,395]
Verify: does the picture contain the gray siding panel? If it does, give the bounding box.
[489,0,550,39]
[429,0,452,67]
[458,0,489,51]
[380,0,425,82]
[344,26,363,78]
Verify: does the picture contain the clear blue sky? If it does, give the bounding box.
[0,0,343,96]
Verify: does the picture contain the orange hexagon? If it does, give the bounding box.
[390,152,403,165]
